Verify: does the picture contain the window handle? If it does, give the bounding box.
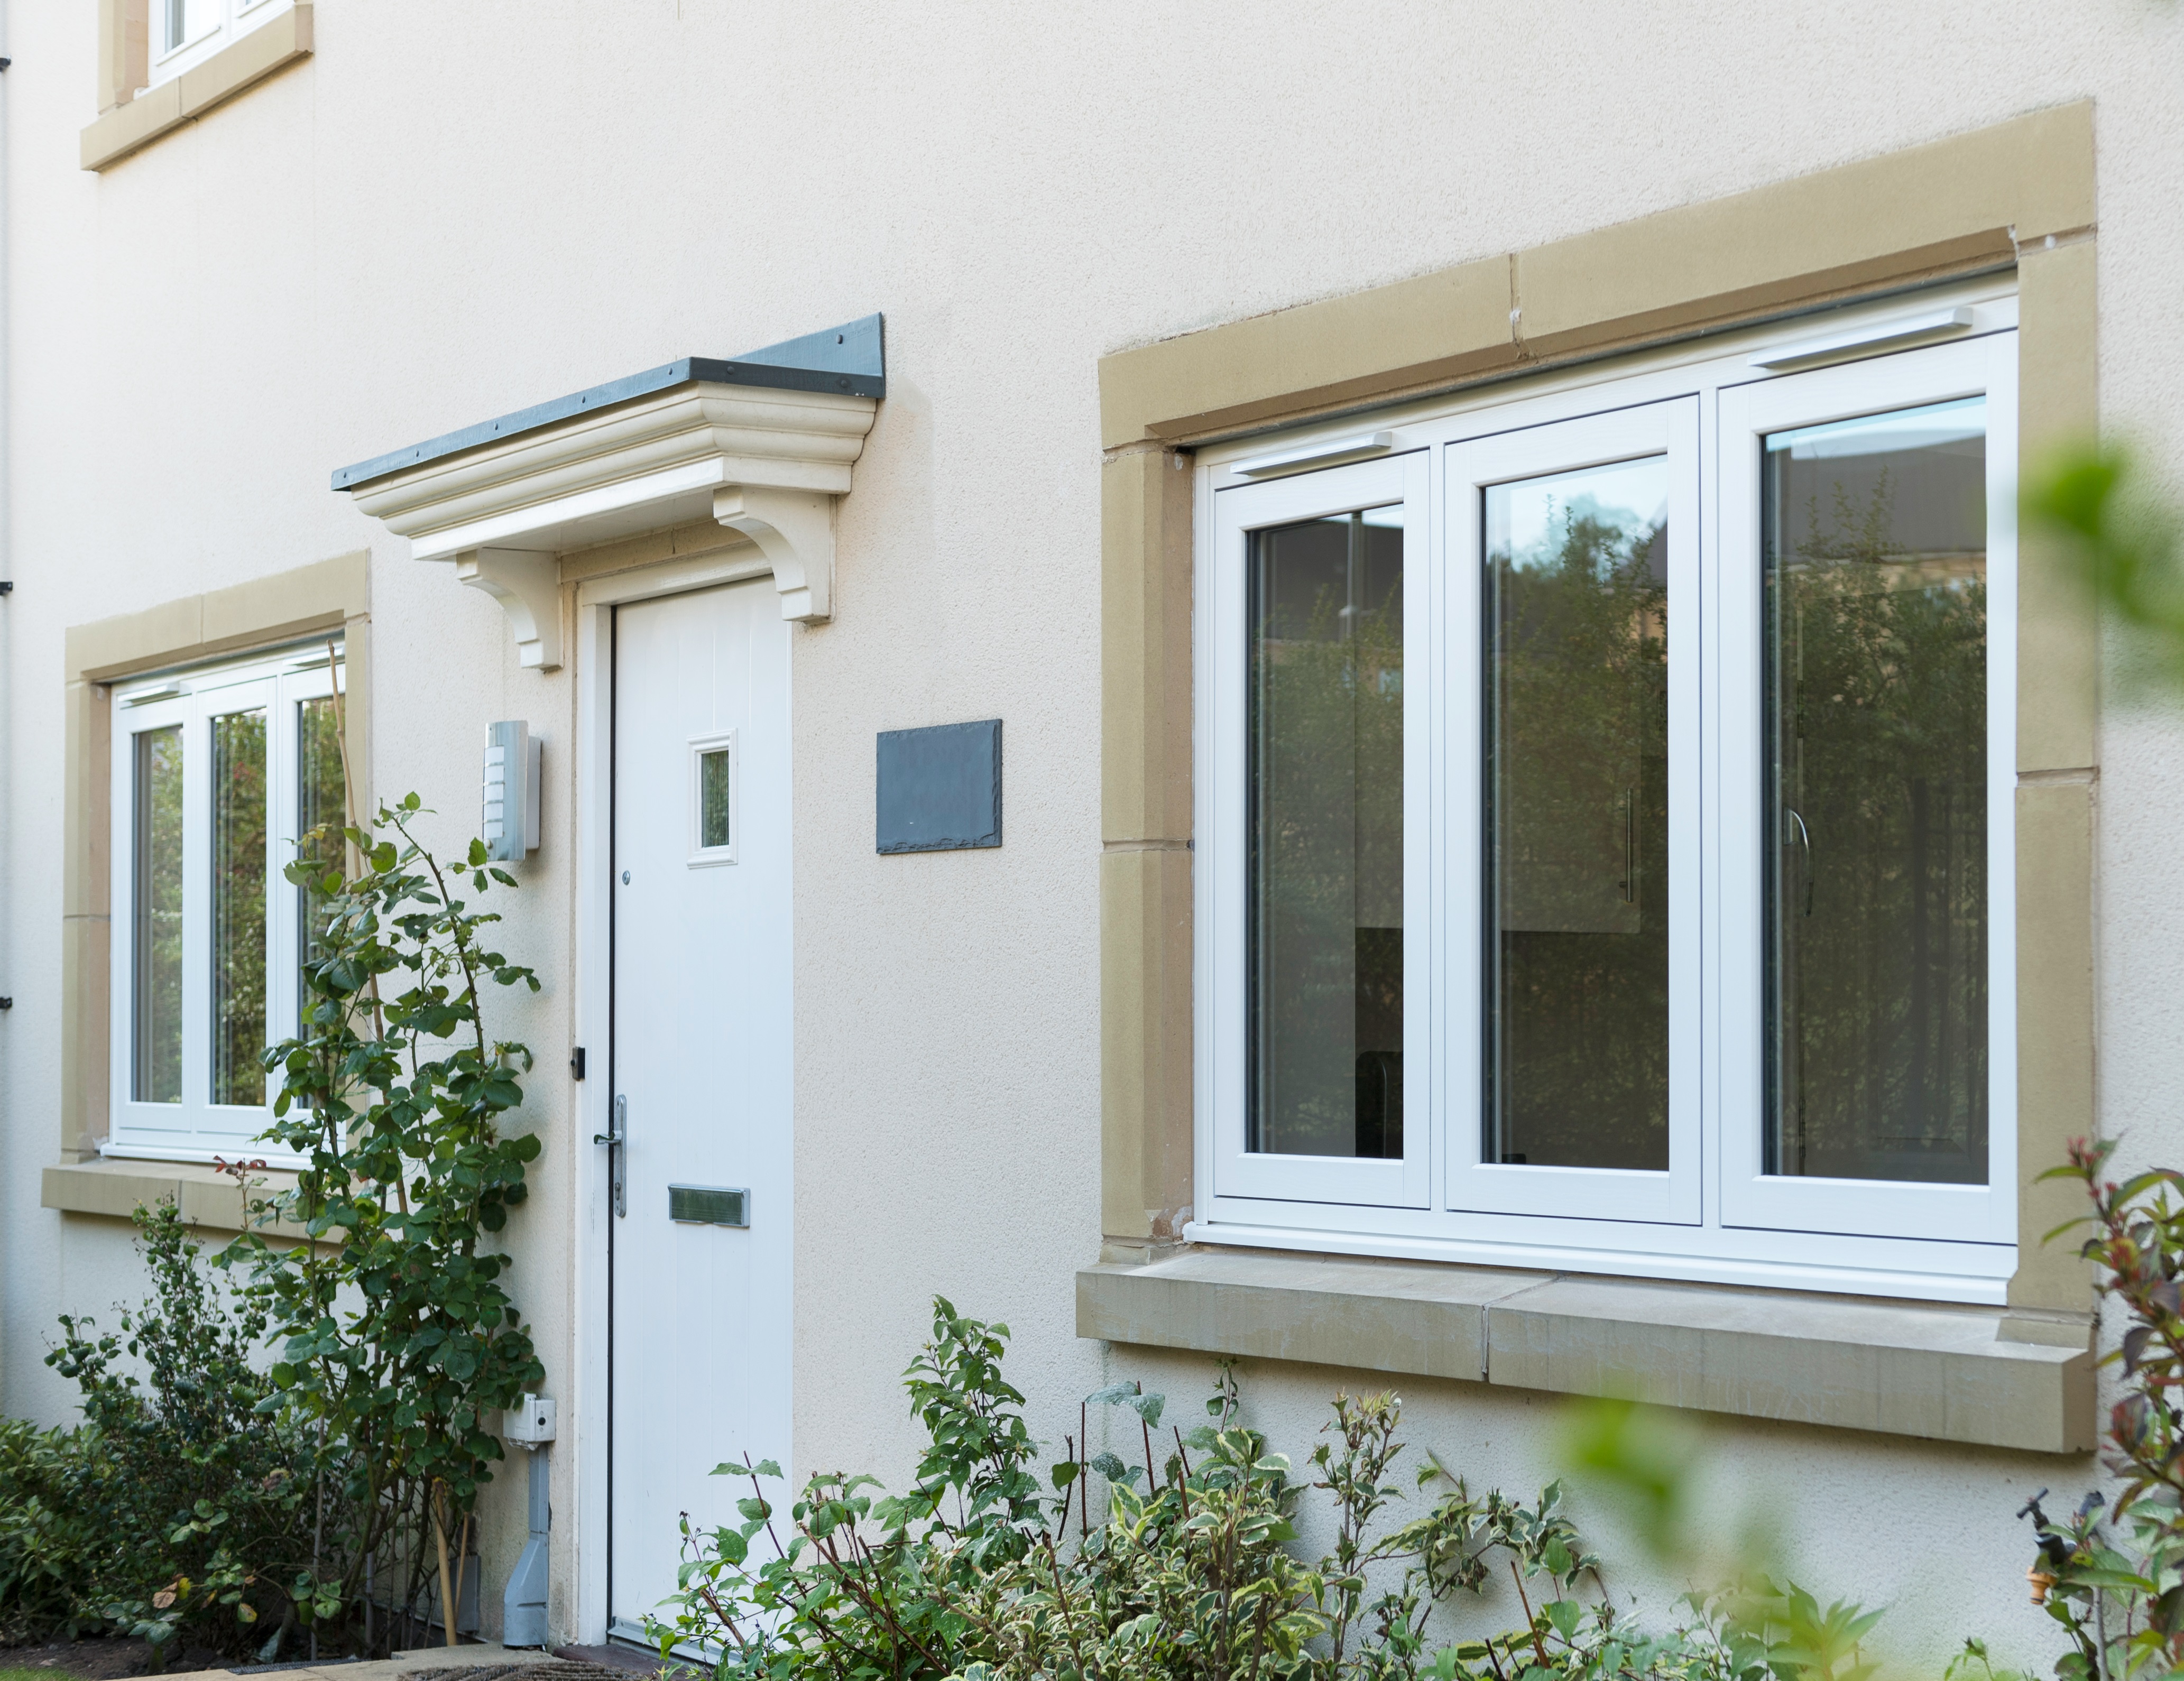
[1619,788,1636,905]
[1787,809,1813,917]
[595,1094,627,1218]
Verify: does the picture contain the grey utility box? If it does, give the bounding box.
[876,719,1002,853]
[483,721,541,863]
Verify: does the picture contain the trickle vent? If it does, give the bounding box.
[668,1185,749,1227]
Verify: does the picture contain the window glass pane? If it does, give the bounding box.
[1763,396,1988,1184]
[700,749,733,848]
[296,695,347,1032]
[133,726,186,1104]
[211,708,268,1107]
[1484,457,1670,1169]
[1247,506,1404,1159]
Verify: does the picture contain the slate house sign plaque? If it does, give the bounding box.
[876,719,1002,853]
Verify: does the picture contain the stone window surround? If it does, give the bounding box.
[43,550,371,1236]
[82,0,313,173]
[1089,102,2099,1452]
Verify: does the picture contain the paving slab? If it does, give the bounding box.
[154,1643,566,1681]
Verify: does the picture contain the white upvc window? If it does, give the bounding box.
[108,642,347,1164]
[147,0,294,89]
[1195,283,2019,1303]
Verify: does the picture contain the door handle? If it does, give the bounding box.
[595,1094,627,1218]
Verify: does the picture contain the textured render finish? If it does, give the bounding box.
[1510,103,2093,361]
[20,2,2183,1664]
[81,4,314,171]
[1098,258,1518,451]
[1099,104,2090,450]
[1081,1255,2094,1453]
[64,550,368,681]
[58,554,371,1165]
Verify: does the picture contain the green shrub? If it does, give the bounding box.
[2013,1137,2184,1681]
[0,795,545,1666]
[649,1299,1882,1681]
[226,792,544,1652]
[44,1197,343,1661]
[0,1416,109,1641]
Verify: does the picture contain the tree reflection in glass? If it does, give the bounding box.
[296,694,347,1035]
[1764,398,1988,1184]
[211,707,268,1107]
[1248,506,1404,1159]
[134,725,186,1104]
[1485,458,1670,1170]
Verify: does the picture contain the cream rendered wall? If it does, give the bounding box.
[3,0,2180,1669]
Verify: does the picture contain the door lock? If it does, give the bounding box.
[595,1094,627,1218]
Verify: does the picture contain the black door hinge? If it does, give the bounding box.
[569,1046,586,1080]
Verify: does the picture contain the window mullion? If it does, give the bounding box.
[264,674,293,1112]
[177,694,213,1132]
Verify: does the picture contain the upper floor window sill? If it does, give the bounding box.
[81,2,312,173]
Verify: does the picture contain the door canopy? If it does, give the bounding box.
[330,316,886,668]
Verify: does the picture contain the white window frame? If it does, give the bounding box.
[1442,398,1703,1228]
[687,729,740,867]
[1205,453,1431,1210]
[147,0,294,89]
[1716,336,2019,1247]
[107,641,344,1165]
[1191,279,2021,1304]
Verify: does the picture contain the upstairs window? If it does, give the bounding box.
[148,0,294,89]
[109,642,346,1162]
[1198,291,2019,1301]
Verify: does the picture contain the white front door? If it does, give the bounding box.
[608,578,793,1642]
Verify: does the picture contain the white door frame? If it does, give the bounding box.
[570,543,781,1643]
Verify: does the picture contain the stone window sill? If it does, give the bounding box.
[1077,1248,2095,1455]
[43,1156,307,1237]
[81,5,313,172]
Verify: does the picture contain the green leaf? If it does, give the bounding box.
[1090,1452,1142,1488]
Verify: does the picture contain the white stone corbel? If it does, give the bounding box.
[455,548,563,671]
[713,486,837,624]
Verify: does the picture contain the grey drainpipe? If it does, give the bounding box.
[0,0,15,1290]
[502,1446,551,1646]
